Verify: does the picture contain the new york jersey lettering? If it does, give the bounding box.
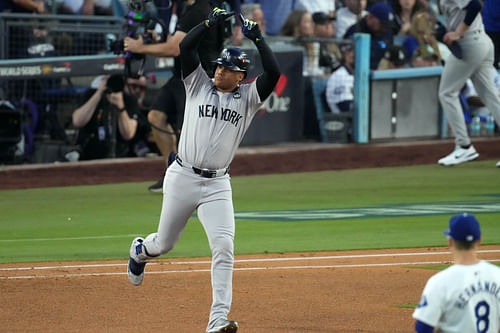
[199,104,242,127]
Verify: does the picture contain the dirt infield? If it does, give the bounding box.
[1,138,499,332]
[1,246,500,332]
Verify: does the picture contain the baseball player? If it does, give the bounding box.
[127,8,280,333]
[437,0,500,167]
[413,213,500,333]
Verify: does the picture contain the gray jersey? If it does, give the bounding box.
[413,261,500,332]
[179,64,263,169]
[440,0,483,32]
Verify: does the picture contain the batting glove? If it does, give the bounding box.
[205,7,234,28]
[240,14,263,42]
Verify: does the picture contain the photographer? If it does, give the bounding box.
[72,74,140,160]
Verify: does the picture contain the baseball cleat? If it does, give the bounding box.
[438,145,479,166]
[127,237,147,286]
[147,179,163,193]
[206,319,238,333]
[496,161,500,168]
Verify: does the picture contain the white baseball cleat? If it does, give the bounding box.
[206,319,239,333]
[496,161,500,168]
[127,237,147,286]
[438,145,479,166]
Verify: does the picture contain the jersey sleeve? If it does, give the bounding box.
[245,79,264,117]
[412,274,445,327]
[183,64,210,98]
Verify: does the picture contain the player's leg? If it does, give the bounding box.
[438,49,480,165]
[469,40,500,131]
[439,57,476,147]
[197,178,237,332]
[128,163,198,285]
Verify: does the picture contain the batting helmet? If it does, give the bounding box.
[214,48,250,75]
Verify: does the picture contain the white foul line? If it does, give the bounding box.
[2,259,500,280]
[1,249,499,272]
[0,249,499,280]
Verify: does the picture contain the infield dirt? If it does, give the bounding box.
[1,138,499,332]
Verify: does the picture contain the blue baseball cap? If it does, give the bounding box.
[368,2,394,24]
[443,213,481,242]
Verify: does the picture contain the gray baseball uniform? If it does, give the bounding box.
[439,0,500,147]
[128,10,281,332]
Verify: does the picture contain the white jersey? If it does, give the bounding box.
[335,7,367,39]
[295,0,335,14]
[440,0,483,32]
[413,260,500,333]
[179,64,263,169]
[325,66,354,112]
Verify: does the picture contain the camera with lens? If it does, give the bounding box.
[109,0,167,77]
[105,74,125,94]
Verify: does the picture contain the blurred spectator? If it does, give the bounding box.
[377,44,408,69]
[483,0,500,69]
[313,11,335,37]
[326,43,355,113]
[244,0,294,36]
[295,0,335,17]
[402,9,444,63]
[0,0,46,13]
[94,0,113,15]
[410,46,440,67]
[280,10,318,75]
[72,75,141,160]
[313,11,342,74]
[1,0,47,58]
[58,0,95,14]
[344,2,395,70]
[335,0,367,39]
[391,0,425,36]
[280,9,314,37]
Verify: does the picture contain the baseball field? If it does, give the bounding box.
[1,141,499,332]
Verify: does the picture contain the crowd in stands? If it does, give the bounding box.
[1,0,499,164]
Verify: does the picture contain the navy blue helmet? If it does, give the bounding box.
[214,48,250,75]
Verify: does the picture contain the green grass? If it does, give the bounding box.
[0,160,499,263]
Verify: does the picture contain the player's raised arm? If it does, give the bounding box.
[179,7,234,79]
[240,15,281,101]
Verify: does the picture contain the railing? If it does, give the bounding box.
[0,13,124,59]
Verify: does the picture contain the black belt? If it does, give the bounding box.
[175,156,229,178]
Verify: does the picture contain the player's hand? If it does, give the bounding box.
[124,36,143,53]
[443,31,460,45]
[443,31,463,59]
[205,7,234,28]
[240,14,263,42]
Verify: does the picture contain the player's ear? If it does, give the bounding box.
[237,72,245,82]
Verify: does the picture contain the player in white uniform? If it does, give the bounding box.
[437,0,500,167]
[413,213,500,333]
[127,8,280,333]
